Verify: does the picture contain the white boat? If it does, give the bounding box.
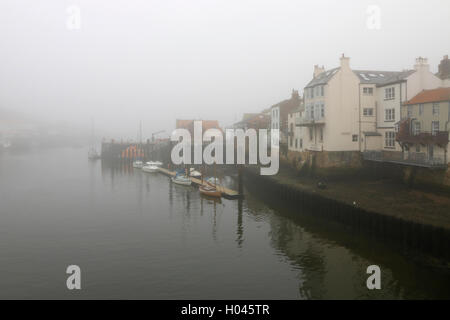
[189,168,202,178]
[171,175,192,186]
[88,147,100,160]
[146,161,163,167]
[133,160,144,168]
[206,177,220,185]
[142,165,159,173]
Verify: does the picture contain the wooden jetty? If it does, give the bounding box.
[157,167,240,199]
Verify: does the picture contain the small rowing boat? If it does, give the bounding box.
[199,184,221,198]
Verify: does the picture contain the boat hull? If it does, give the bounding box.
[142,166,159,173]
[171,177,192,186]
[199,185,221,198]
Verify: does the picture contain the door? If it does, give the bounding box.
[428,145,434,162]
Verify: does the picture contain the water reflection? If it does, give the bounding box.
[0,148,448,299]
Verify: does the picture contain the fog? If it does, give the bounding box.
[1,0,449,140]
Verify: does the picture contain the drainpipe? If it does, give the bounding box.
[358,83,362,152]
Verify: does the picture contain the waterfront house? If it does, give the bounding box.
[270,90,302,145]
[288,102,305,152]
[299,55,361,153]
[396,87,450,167]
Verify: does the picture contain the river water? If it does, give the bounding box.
[0,147,449,299]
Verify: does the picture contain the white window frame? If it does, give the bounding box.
[384,87,395,100]
[432,103,439,115]
[363,87,373,95]
[385,108,395,121]
[385,131,395,148]
[419,104,424,115]
[431,121,439,135]
[413,121,421,136]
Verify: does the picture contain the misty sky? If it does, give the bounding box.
[1,0,449,139]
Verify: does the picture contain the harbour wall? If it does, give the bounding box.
[244,167,450,261]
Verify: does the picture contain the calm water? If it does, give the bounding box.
[0,147,449,299]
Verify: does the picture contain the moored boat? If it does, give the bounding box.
[146,161,163,167]
[88,147,100,160]
[189,167,202,178]
[199,184,221,198]
[142,165,159,173]
[171,175,192,186]
[133,160,144,168]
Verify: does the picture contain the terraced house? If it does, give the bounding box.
[396,87,450,167]
[293,55,448,168]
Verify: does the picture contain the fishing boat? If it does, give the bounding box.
[142,165,159,173]
[133,160,144,168]
[199,183,221,198]
[171,174,192,186]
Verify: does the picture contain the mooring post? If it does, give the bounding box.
[238,165,243,197]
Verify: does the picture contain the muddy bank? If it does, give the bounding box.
[243,166,450,261]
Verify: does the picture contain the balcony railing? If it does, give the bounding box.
[295,116,325,127]
[396,118,449,146]
[363,151,447,168]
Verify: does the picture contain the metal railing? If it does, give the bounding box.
[363,151,447,168]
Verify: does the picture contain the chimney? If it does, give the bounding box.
[340,54,350,69]
[414,56,430,72]
[291,89,299,100]
[314,65,325,78]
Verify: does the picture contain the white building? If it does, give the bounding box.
[296,55,448,156]
[298,55,360,152]
[288,104,304,152]
[361,57,444,153]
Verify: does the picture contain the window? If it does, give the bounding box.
[432,121,439,135]
[363,108,374,116]
[432,103,439,115]
[320,103,325,118]
[413,121,421,136]
[295,139,298,149]
[384,87,395,100]
[385,108,395,121]
[385,131,395,147]
[363,87,373,95]
[419,104,424,115]
[319,128,323,142]
[320,85,324,96]
[415,145,420,153]
[311,87,314,98]
[309,127,313,141]
[352,134,358,142]
[407,105,413,117]
[310,105,314,119]
[300,139,303,149]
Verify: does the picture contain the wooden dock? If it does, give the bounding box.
[157,167,240,199]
